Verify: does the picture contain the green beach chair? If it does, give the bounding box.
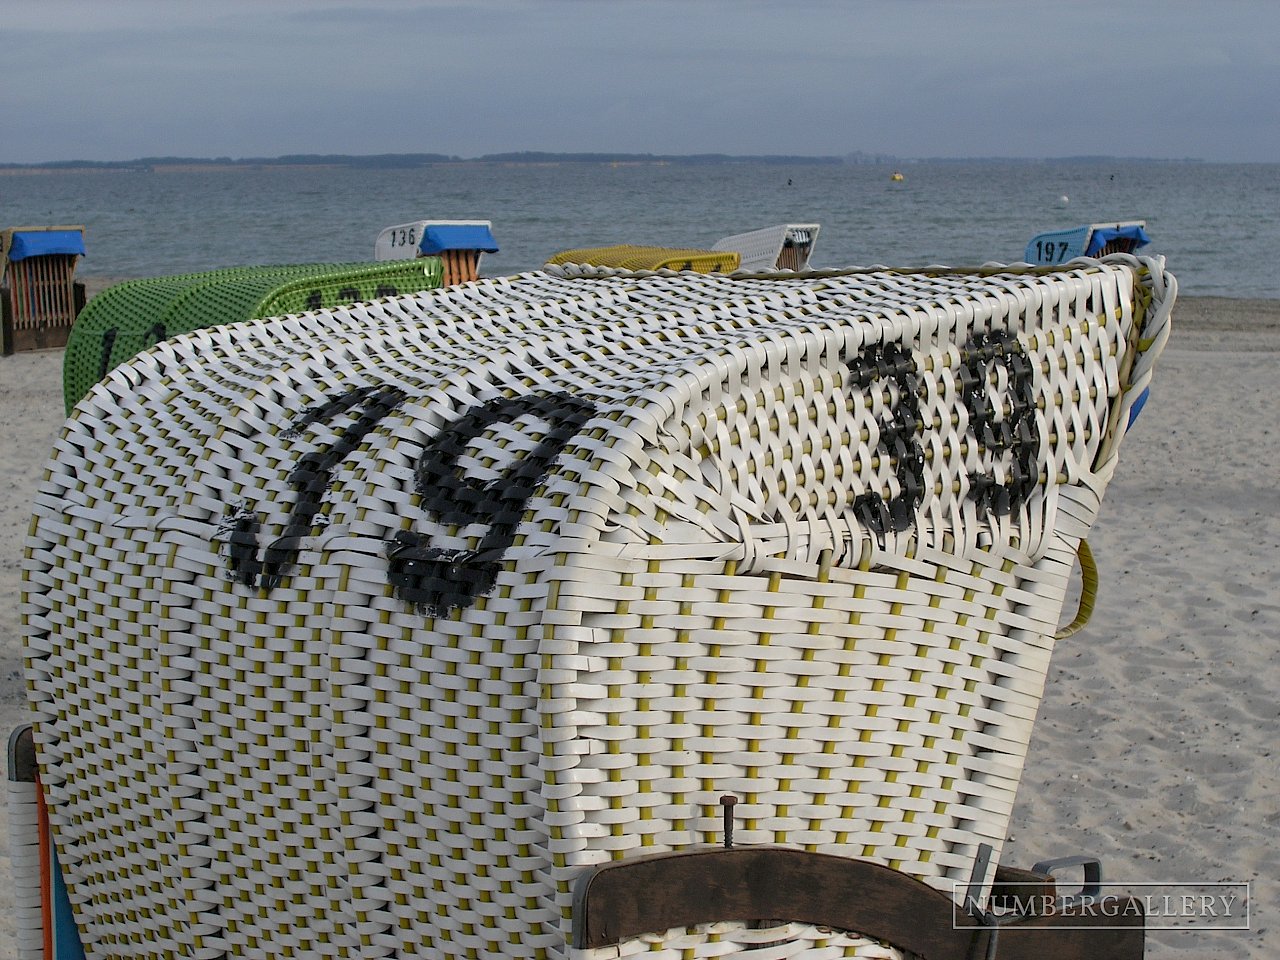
[62,259,443,413]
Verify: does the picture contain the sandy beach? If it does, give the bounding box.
[0,284,1274,958]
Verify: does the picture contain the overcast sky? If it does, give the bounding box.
[3,0,1277,164]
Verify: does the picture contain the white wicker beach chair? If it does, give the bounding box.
[712,223,820,271]
[16,255,1172,959]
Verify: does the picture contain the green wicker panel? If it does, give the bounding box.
[64,259,442,413]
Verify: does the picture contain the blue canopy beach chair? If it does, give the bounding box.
[1024,220,1150,266]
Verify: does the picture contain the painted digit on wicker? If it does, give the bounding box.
[960,331,1041,516]
[387,391,596,614]
[844,341,926,537]
[226,383,408,589]
[225,509,265,587]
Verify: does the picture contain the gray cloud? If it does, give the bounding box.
[2,0,1276,162]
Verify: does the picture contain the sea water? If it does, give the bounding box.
[1,161,1276,298]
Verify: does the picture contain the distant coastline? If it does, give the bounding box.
[0,152,844,175]
[0,150,1205,174]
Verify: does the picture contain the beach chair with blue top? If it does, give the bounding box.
[12,254,1172,959]
[1024,221,1150,267]
[374,219,499,285]
[1,225,87,354]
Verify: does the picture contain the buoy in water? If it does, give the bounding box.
[1058,194,1070,205]
[891,171,905,182]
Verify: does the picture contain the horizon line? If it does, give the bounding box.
[0,150,1217,169]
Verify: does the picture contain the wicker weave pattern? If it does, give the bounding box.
[23,259,1172,959]
[575,920,904,959]
[7,778,43,960]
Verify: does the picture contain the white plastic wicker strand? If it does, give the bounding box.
[7,778,45,960]
[22,259,1172,960]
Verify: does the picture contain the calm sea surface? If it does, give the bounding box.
[2,161,1277,298]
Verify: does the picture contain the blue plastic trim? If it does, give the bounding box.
[52,847,87,959]
[1084,224,1151,256]
[418,225,499,255]
[8,230,86,261]
[1126,387,1150,430]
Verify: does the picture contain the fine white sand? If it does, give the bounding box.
[0,286,1274,958]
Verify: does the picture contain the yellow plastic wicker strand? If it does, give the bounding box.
[1055,539,1098,640]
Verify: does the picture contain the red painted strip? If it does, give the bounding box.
[35,773,53,960]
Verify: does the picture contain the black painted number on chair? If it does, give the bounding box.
[388,227,417,249]
[226,384,408,589]
[222,385,596,616]
[387,392,596,615]
[843,341,926,537]
[1033,240,1071,264]
[959,331,1040,516]
[842,332,1043,536]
